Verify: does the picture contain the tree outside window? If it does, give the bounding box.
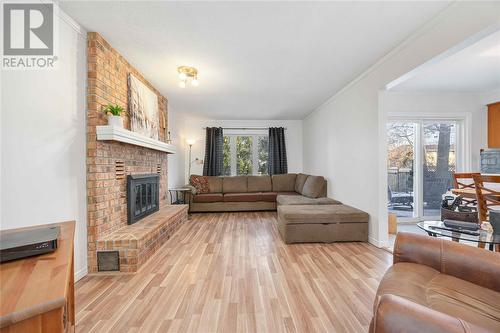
[223,136,231,176]
[223,134,268,176]
[257,136,268,175]
[237,136,253,175]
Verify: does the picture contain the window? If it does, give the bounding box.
[223,136,231,176]
[257,136,269,175]
[223,134,269,176]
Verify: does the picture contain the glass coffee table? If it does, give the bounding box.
[417,221,500,252]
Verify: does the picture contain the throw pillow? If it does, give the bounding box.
[190,175,209,194]
[302,175,325,198]
[295,173,309,194]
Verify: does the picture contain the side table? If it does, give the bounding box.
[169,188,191,205]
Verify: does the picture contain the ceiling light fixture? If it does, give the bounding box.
[177,66,199,88]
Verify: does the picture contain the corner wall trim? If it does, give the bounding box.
[75,268,88,282]
[57,4,87,36]
[368,236,387,248]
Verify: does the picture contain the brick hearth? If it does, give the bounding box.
[86,32,185,273]
[97,205,188,272]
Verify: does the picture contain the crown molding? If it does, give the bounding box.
[58,6,86,36]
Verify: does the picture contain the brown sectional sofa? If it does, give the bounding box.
[189,173,369,244]
[189,173,327,213]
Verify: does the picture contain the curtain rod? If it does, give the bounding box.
[202,127,287,130]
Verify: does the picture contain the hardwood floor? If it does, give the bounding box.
[75,212,392,333]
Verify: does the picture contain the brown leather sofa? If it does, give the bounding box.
[370,232,500,333]
[189,173,330,212]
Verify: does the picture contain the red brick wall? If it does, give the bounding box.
[86,32,169,273]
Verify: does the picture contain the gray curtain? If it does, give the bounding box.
[203,127,223,176]
[268,127,288,175]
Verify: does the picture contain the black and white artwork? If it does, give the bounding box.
[128,74,159,140]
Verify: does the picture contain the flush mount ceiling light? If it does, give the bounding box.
[177,66,199,88]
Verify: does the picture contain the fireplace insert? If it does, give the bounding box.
[127,174,160,225]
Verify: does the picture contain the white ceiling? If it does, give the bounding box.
[60,1,450,120]
[392,29,500,92]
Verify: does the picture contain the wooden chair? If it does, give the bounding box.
[472,174,500,251]
[452,172,481,208]
[453,172,480,190]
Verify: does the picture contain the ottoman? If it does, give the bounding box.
[277,204,369,244]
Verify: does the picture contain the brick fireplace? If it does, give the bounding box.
[86,32,186,273]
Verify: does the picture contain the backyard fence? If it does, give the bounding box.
[388,167,454,210]
[388,168,412,193]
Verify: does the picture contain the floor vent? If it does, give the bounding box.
[115,160,125,179]
[97,251,120,271]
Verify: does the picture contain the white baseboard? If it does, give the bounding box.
[368,236,388,248]
[75,267,88,282]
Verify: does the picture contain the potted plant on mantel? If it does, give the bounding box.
[103,104,125,128]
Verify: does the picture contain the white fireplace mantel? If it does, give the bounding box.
[96,125,176,154]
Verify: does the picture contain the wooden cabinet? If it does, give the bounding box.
[0,221,75,333]
[488,101,500,148]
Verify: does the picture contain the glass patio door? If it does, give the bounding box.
[387,122,416,219]
[387,120,460,221]
[422,121,457,217]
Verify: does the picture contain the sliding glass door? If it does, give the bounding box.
[387,120,460,220]
[422,121,457,217]
[387,122,416,218]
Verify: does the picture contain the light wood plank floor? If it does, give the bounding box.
[75,212,392,333]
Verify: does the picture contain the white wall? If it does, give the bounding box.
[381,91,491,171]
[0,11,88,280]
[167,107,187,188]
[303,1,500,247]
[168,116,303,184]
